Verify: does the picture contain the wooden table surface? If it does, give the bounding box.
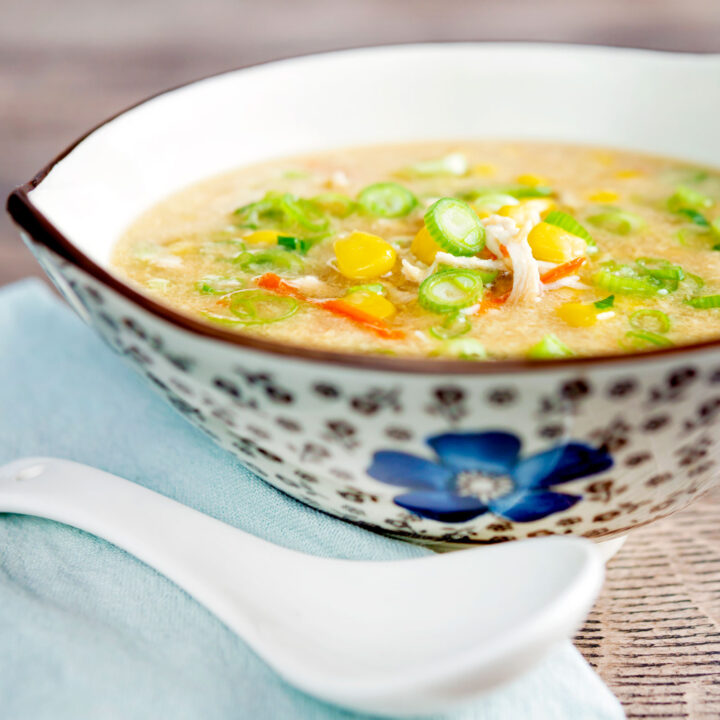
[3,1,720,717]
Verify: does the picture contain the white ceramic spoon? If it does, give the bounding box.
[0,457,603,716]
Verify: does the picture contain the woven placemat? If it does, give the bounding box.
[576,486,720,719]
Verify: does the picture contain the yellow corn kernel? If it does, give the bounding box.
[615,169,643,179]
[527,222,586,263]
[556,302,598,327]
[516,173,549,187]
[342,291,396,320]
[588,190,619,203]
[244,230,280,245]
[411,226,442,265]
[471,163,496,177]
[334,232,397,280]
[498,198,556,224]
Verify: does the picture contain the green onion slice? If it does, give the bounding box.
[686,294,720,309]
[544,210,594,245]
[667,185,713,213]
[630,309,671,334]
[358,182,417,218]
[676,208,710,227]
[445,338,487,359]
[527,334,574,360]
[500,185,554,199]
[195,276,244,295]
[467,192,519,213]
[234,192,329,233]
[621,330,674,349]
[712,217,720,238]
[228,289,299,325]
[276,235,315,254]
[594,295,615,310]
[592,269,662,297]
[311,193,357,218]
[398,153,468,178]
[235,248,304,273]
[425,198,486,256]
[429,312,471,340]
[587,208,646,235]
[418,268,484,313]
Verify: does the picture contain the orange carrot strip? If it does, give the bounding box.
[255,273,404,340]
[540,257,586,285]
[475,291,510,316]
[321,300,405,340]
[499,244,510,259]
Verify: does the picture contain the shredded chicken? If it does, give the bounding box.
[329,170,349,188]
[480,214,518,263]
[433,252,504,272]
[506,213,543,305]
[401,258,427,283]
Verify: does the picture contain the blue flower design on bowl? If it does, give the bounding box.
[367,431,613,523]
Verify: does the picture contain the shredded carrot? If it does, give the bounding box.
[540,257,586,285]
[321,300,405,340]
[499,244,510,259]
[475,291,510,316]
[255,273,404,339]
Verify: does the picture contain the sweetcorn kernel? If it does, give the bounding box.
[244,230,281,245]
[556,302,597,327]
[411,226,442,265]
[516,174,550,187]
[615,169,643,179]
[588,190,620,203]
[341,291,397,320]
[334,232,397,280]
[527,222,586,263]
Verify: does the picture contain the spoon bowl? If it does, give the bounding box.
[0,457,603,716]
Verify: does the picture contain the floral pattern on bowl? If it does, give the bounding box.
[368,432,613,523]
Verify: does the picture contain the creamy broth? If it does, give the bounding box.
[113,141,720,359]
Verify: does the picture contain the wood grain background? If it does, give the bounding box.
[3,1,720,717]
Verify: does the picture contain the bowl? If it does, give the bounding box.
[7,43,720,546]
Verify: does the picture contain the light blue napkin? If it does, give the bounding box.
[0,279,624,720]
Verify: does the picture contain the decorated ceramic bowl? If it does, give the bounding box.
[7,44,720,546]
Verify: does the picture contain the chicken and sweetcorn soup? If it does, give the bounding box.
[113,142,720,360]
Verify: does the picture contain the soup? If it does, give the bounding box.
[113,141,720,360]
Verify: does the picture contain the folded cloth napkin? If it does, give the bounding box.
[0,279,624,720]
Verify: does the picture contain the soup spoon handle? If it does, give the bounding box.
[0,457,300,643]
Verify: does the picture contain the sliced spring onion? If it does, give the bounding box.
[468,192,519,213]
[310,193,357,218]
[712,217,720,238]
[592,269,662,297]
[228,289,299,325]
[501,185,554,199]
[429,312,471,340]
[686,294,720,309]
[667,185,713,213]
[418,268,484,313]
[358,182,417,218]
[527,334,574,360]
[594,295,615,310]
[635,258,685,291]
[685,273,705,291]
[236,248,304,273]
[445,338,487,359]
[424,198,485,257]
[587,208,645,235]
[234,192,329,233]
[276,235,315,254]
[347,283,386,296]
[676,208,710,227]
[398,153,468,178]
[630,309,671,334]
[621,330,674,349]
[544,210,594,245]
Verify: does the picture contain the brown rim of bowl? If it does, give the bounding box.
[6,43,720,376]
